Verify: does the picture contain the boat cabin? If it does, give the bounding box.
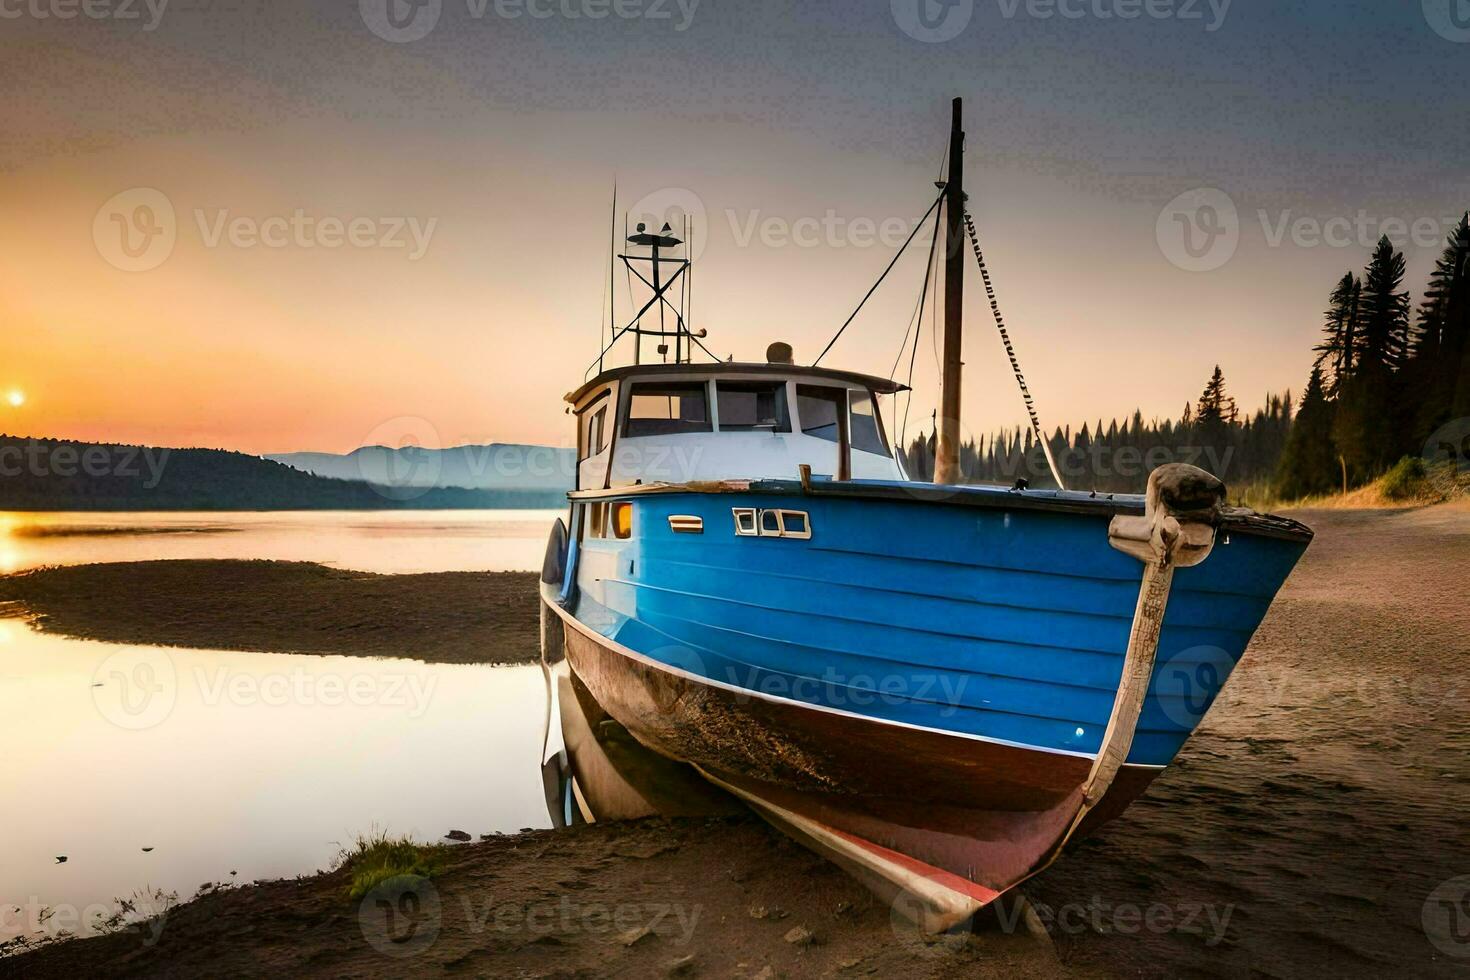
[565,360,908,490]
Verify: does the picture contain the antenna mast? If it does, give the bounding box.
[616,221,704,365]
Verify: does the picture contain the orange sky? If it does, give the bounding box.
[2,3,1463,454]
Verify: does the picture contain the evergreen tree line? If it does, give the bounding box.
[900,375,1292,495]
[902,215,1470,500]
[1277,217,1470,497]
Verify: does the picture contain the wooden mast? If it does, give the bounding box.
[933,97,965,486]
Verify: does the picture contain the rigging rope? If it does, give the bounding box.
[899,204,943,451]
[962,209,1066,490]
[813,189,945,367]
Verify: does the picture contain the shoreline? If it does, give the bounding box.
[2,819,1083,980]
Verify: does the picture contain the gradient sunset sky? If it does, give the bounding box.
[2,0,1466,454]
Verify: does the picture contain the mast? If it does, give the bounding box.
[933,97,966,486]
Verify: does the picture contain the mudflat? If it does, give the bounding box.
[0,560,542,665]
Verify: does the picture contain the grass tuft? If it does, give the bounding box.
[336,828,447,901]
[1379,456,1428,501]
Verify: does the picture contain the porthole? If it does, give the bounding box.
[732,508,758,536]
[777,510,811,539]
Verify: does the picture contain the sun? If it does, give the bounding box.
[5,390,23,407]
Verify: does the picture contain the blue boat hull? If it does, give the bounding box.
[542,479,1310,925]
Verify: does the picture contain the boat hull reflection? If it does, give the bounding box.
[541,612,741,829]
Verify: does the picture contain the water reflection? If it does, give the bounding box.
[539,635,739,829]
[0,510,560,575]
[0,617,551,942]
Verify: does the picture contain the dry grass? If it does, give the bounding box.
[1246,460,1470,513]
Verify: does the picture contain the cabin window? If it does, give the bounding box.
[624,383,712,437]
[611,502,633,539]
[716,382,790,432]
[581,407,608,461]
[578,395,609,461]
[795,385,847,444]
[849,390,890,457]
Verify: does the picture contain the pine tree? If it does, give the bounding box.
[1193,366,1237,477]
[1335,237,1411,477]
[1357,236,1412,373]
[1409,214,1470,436]
[1314,272,1361,395]
[1275,366,1338,499]
[1196,366,1235,428]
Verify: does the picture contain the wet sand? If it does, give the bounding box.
[1035,500,1470,977]
[0,560,541,665]
[6,503,1469,977]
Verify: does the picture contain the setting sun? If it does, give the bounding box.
[6,390,23,407]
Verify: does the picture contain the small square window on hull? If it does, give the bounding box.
[732,507,811,540]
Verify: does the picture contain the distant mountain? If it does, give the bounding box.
[0,435,568,511]
[268,443,574,492]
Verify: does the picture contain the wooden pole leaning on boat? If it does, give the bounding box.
[1053,464,1226,854]
[933,97,966,486]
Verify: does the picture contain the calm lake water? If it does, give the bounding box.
[0,510,562,942]
[0,510,562,575]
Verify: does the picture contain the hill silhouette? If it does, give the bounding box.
[268,443,574,491]
[0,435,567,511]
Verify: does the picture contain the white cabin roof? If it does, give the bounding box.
[566,361,907,407]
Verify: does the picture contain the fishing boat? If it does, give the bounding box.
[538,100,1313,930]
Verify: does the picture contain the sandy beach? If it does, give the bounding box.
[4,502,1468,978]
